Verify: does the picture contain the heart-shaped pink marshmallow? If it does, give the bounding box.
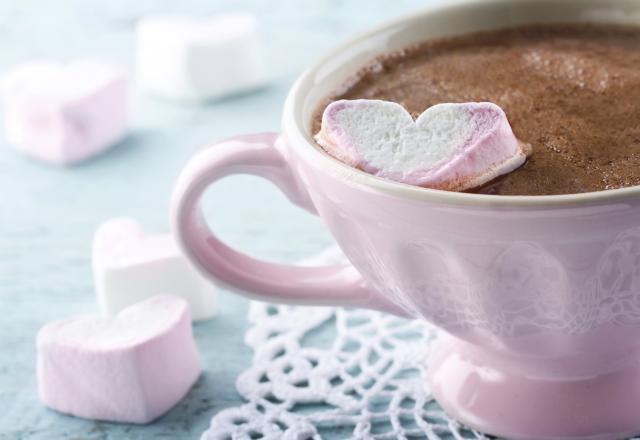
[37,295,201,423]
[2,60,129,165]
[315,100,529,191]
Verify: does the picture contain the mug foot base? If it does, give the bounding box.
[428,338,640,440]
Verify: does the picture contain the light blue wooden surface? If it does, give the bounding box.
[0,1,428,438]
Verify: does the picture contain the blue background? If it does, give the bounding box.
[0,1,428,438]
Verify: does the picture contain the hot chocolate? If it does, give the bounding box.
[314,24,640,195]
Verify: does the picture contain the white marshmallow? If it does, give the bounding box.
[2,60,129,165]
[93,218,216,322]
[136,13,267,101]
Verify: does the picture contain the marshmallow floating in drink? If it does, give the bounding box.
[93,218,217,322]
[315,100,529,191]
[2,60,129,165]
[136,13,267,101]
[37,295,201,423]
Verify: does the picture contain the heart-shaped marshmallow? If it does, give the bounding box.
[93,218,217,322]
[2,60,129,165]
[37,295,202,423]
[136,13,267,101]
[315,100,529,191]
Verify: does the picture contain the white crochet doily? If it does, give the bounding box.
[201,249,489,440]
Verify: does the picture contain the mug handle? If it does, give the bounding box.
[171,132,407,316]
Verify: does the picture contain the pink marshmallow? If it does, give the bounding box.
[37,295,201,424]
[2,60,129,165]
[315,100,529,191]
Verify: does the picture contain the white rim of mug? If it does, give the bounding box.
[282,0,640,208]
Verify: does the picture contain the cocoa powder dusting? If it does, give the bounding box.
[312,24,640,195]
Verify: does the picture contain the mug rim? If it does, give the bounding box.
[282,0,640,207]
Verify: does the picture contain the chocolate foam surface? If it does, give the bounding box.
[313,24,640,195]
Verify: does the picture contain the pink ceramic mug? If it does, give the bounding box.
[172,1,640,438]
